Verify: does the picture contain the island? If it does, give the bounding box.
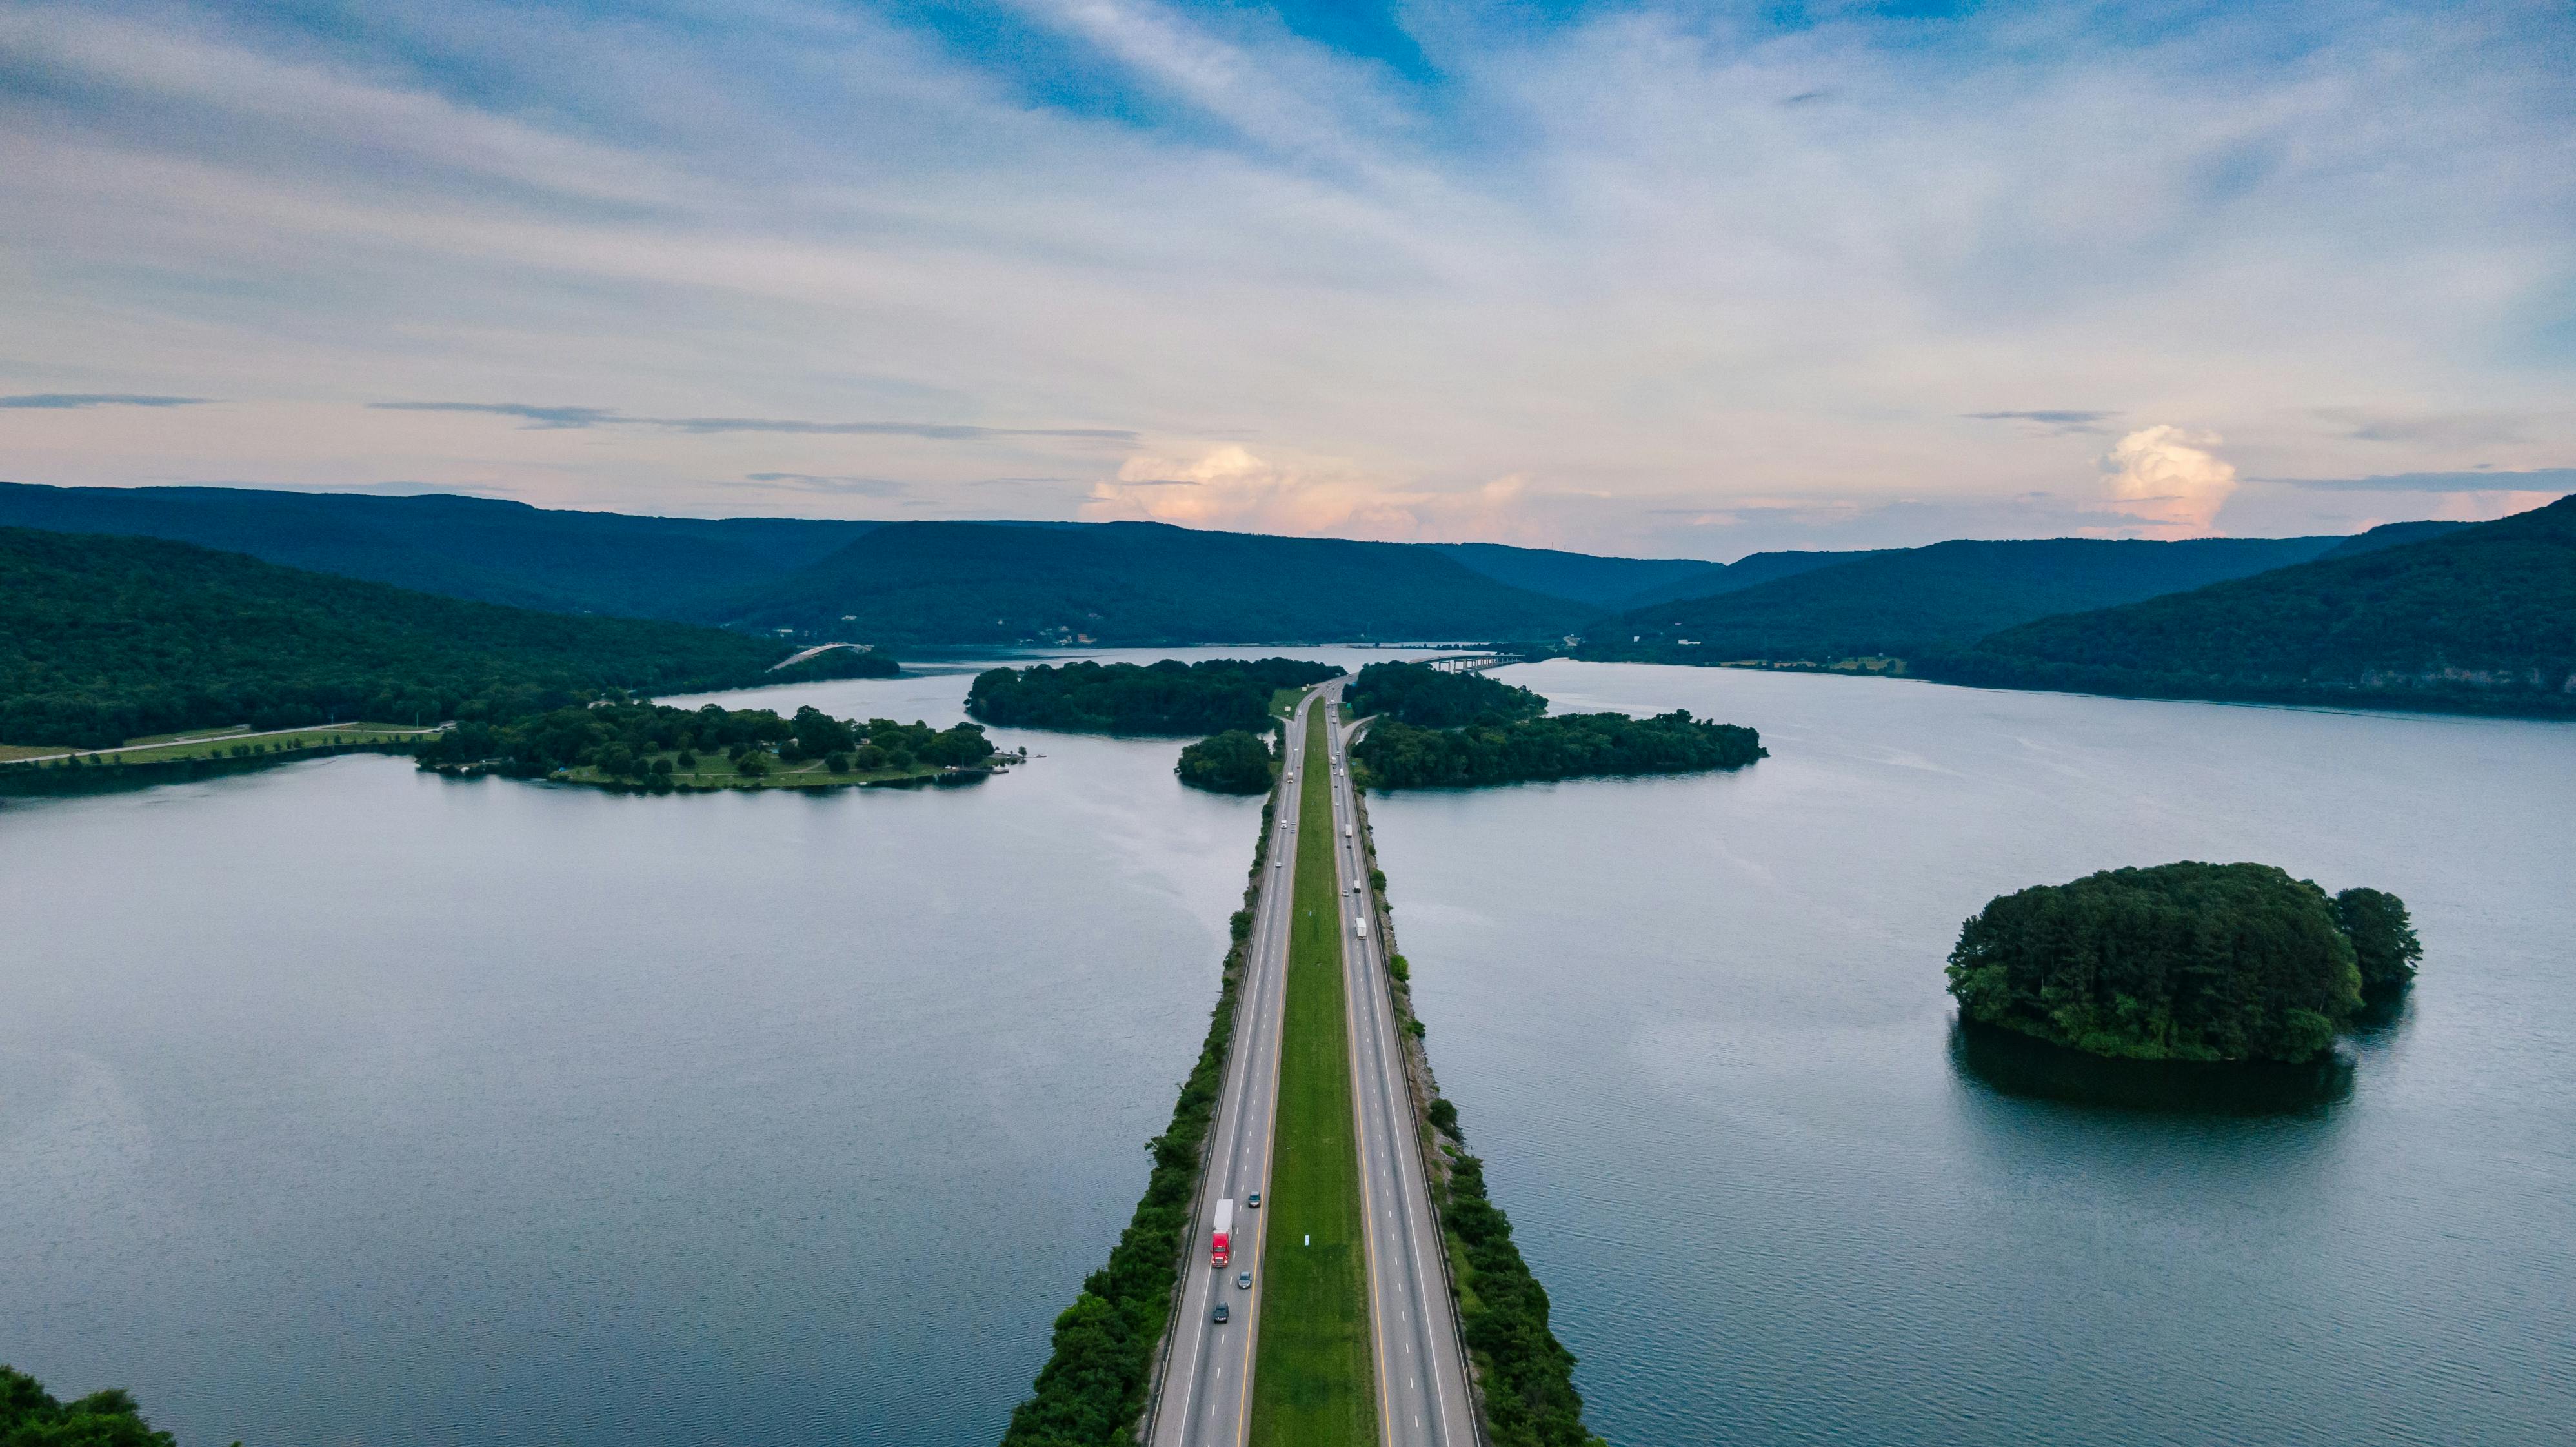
[1946,862,2423,1063]
[1343,662,1764,788]
[418,702,1003,792]
[1174,729,1277,793]
[964,657,1343,734]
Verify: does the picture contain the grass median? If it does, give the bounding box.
[1249,709,1378,1447]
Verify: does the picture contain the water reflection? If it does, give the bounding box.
[1947,1018,2356,1115]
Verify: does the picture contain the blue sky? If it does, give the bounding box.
[0,0,2569,556]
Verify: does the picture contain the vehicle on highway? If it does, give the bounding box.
[1344,824,1354,838]
[1211,1197,1235,1268]
[1212,1301,1229,1324]
[1355,917,1369,939]
[1246,1191,1260,1208]
[1236,1272,1252,1290]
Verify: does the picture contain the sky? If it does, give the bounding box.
[1,0,2570,560]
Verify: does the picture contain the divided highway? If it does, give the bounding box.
[1148,680,1476,1447]
[1322,680,1477,1447]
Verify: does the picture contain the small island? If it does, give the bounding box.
[419,702,1004,792]
[1175,728,1278,794]
[1345,662,1765,788]
[965,657,1343,734]
[1946,862,2422,1063]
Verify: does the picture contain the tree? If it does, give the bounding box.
[2335,887,2424,994]
[0,1366,176,1447]
[1175,730,1275,793]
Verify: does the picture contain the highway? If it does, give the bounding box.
[1148,691,1312,1447]
[1321,680,1478,1447]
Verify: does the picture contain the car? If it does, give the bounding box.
[1211,1301,1229,1324]
[1246,1191,1260,1208]
[1236,1272,1252,1290]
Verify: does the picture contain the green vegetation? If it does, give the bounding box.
[1176,729,1278,794]
[1946,862,2422,1063]
[1438,1152,1600,1447]
[999,805,1278,1446]
[1922,496,2576,716]
[1580,535,2342,666]
[695,520,1591,644]
[0,1365,172,1447]
[1251,718,1376,1447]
[967,658,1342,734]
[0,525,887,749]
[1345,664,1762,789]
[1357,712,1764,789]
[1344,661,1545,727]
[416,702,994,789]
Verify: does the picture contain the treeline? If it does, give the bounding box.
[1440,1150,1601,1447]
[1344,661,1544,727]
[0,1365,173,1447]
[1174,729,1276,794]
[966,658,1341,734]
[1947,862,2423,1063]
[1920,495,2576,716]
[1357,711,1766,789]
[999,804,1274,1444]
[0,525,889,749]
[416,702,991,783]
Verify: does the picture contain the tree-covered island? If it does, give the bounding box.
[1946,862,2423,1063]
[964,656,1342,734]
[418,701,1000,791]
[1344,661,1764,789]
[1174,729,1278,794]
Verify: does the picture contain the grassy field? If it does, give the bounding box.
[2,722,434,766]
[1249,710,1378,1447]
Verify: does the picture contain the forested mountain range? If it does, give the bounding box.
[685,520,1595,643]
[1922,496,2576,714]
[0,526,869,748]
[1578,535,2345,664]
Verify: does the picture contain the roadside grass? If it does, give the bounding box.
[1269,687,1303,720]
[4,722,434,767]
[1249,711,1377,1447]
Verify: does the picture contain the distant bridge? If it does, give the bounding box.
[770,642,875,671]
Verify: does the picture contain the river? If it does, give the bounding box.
[2,657,2568,1444]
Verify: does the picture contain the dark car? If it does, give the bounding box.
[1212,1300,1229,1324]
[1236,1271,1252,1290]
[1246,1191,1261,1208]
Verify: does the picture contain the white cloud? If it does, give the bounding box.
[2100,425,2239,535]
[1082,445,1542,542]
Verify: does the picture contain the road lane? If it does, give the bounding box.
[1149,693,1314,1447]
[1320,682,1478,1447]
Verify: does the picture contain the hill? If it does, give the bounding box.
[1923,496,2576,714]
[1578,535,2343,664]
[1608,547,1897,610]
[693,520,1593,644]
[0,481,874,618]
[2315,518,2470,560]
[1424,541,1711,609]
[0,526,875,748]
[965,658,1341,734]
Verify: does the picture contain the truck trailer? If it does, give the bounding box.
[1211,1198,1235,1268]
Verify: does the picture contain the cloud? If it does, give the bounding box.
[369,402,1132,442]
[2100,425,2239,535]
[738,472,907,496]
[0,393,209,409]
[2310,409,2535,446]
[1964,410,2118,434]
[370,401,614,429]
[1082,445,1542,543]
[2251,467,2576,493]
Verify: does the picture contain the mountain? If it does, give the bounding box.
[2315,518,2470,560]
[1578,536,2346,664]
[0,481,873,618]
[1922,496,2576,715]
[1424,541,1711,609]
[694,520,1593,644]
[1607,548,1898,611]
[0,526,865,748]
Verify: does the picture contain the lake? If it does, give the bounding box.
[3,656,2570,1444]
[1371,662,2576,1446]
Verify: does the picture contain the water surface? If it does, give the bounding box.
[1371,663,2576,1446]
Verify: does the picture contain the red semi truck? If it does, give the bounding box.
[1211,1198,1235,1268]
